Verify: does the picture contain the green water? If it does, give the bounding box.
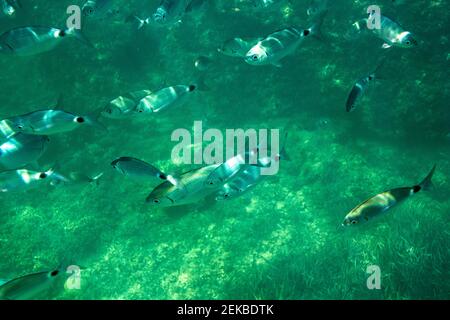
[0,0,449,300]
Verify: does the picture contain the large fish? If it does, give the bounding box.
[0,26,92,56]
[343,165,436,226]
[146,164,222,207]
[101,90,152,119]
[4,109,104,135]
[0,168,69,192]
[245,15,324,67]
[354,13,417,49]
[135,85,196,114]
[218,37,262,58]
[111,156,176,184]
[0,133,49,170]
[0,266,67,300]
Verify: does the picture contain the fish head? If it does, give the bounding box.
[245,44,268,65]
[102,104,123,119]
[146,191,174,207]
[7,118,33,134]
[2,3,16,17]
[397,31,418,48]
[153,7,168,24]
[342,211,363,227]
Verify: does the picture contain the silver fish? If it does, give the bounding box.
[146,164,222,207]
[5,109,104,135]
[0,26,92,56]
[1,0,20,17]
[152,0,189,26]
[354,13,417,49]
[111,156,172,182]
[215,165,262,201]
[0,267,67,300]
[345,62,384,112]
[245,19,323,67]
[343,165,436,226]
[135,85,196,114]
[0,168,69,192]
[101,90,152,119]
[82,0,117,19]
[0,133,49,170]
[218,37,261,58]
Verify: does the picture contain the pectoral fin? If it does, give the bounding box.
[382,43,392,49]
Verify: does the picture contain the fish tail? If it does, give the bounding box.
[127,15,148,30]
[417,164,436,191]
[84,113,108,132]
[308,10,327,40]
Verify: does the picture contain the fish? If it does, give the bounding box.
[1,0,21,17]
[215,165,262,201]
[82,0,118,19]
[0,133,49,170]
[353,13,417,49]
[245,14,325,67]
[218,37,262,58]
[4,109,105,135]
[146,164,223,207]
[345,62,384,112]
[0,26,92,56]
[101,90,152,119]
[152,0,189,26]
[0,267,67,300]
[135,85,196,114]
[0,168,69,192]
[204,153,247,187]
[343,165,436,226]
[111,156,176,184]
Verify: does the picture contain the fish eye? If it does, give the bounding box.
[76,117,85,123]
[252,55,258,61]
[405,41,411,45]
[50,270,59,277]
[39,173,48,179]
[351,220,358,225]
[153,199,160,204]
[59,30,66,37]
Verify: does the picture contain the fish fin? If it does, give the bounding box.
[418,164,436,191]
[128,16,150,30]
[84,112,108,132]
[308,10,327,40]
[352,19,368,32]
[382,43,392,49]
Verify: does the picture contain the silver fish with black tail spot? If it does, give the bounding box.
[0,168,69,192]
[343,165,436,226]
[4,109,105,135]
[0,265,69,300]
[135,85,196,114]
[345,62,384,112]
[353,13,417,49]
[245,13,326,67]
[111,156,177,185]
[146,164,222,207]
[0,133,49,170]
[0,26,92,56]
[101,90,152,119]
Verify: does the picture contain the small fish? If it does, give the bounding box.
[135,85,196,114]
[218,37,261,58]
[215,165,262,201]
[0,168,69,192]
[4,109,104,135]
[343,165,436,226]
[152,0,189,26]
[82,0,117,19]
[345,62,384,112]
[0,133,49,170]
[101,90,152,119]
[146,164,222,207]
[353,13,417,49]
[0,26,92,56]
[245,14,325,67]
[111,156,175,184]
[0,267,67,300]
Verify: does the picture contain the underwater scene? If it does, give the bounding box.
[0,0,449,300]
